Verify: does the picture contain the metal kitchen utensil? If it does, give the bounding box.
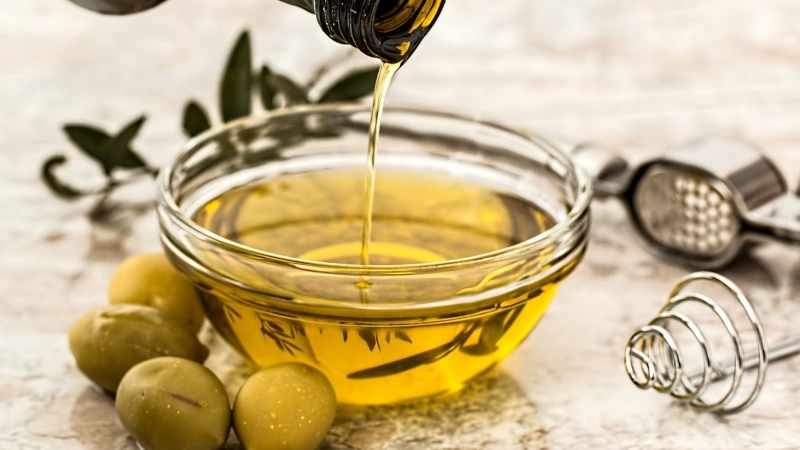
[624,272,800,414]
[573,137,800,269]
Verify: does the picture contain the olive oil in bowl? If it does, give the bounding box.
[193,169,555,267]
[158,106,591,404]
[191,169,563,404]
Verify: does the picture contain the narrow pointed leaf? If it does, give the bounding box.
[318,67,380,103]
[348,334,460,379]
[104,116,147,173]
[63,125,108,163]
[220,31,253,122]
[259,66,276,110]
[461,308,523,356]
[348,324,479,379]
[273,74,308,105]
[40,155,87,200]
[110,145,147,170]
[358,330,378,352]
[395,331,413,343]
[292,323,306,337]
[63,123,146,171]
[182,101,212,137]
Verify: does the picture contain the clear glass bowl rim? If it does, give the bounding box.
[156,103,593,276]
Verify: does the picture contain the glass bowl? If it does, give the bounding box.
[157,104,591,405]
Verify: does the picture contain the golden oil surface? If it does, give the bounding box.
[191,169,563,404]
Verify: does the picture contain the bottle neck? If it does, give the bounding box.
[314,0,445,63]
[67,0,444,64]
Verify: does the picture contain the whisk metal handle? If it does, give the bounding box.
[690,337,800,386]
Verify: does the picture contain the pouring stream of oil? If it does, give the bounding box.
[358,61,401,302]
[360,61,401,267]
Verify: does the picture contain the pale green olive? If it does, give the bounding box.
[68,304,209,393]
[108,253,205,334]
[116,357,231,450]
[233,363,337,450]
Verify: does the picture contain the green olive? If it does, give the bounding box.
[233,363,337,450]
[69,304,209,393]
[116,357,231,450]
[108,253,205,334]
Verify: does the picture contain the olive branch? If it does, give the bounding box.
[257,314,305,357]
[41,29,379,225]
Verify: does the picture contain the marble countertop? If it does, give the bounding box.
[4,0,800,448]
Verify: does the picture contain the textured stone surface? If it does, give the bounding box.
[3,0,800,449]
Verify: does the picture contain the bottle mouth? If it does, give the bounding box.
[316,0,446,63]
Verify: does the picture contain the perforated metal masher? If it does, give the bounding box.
[624,272,800,414]
[572,136,800,269]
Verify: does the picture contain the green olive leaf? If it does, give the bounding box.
[291,323,306,337]
[258,65,277,110]
[348,325,478,380]
[257,65,308,109]
[461,307,525,357]
[259,317,304,356]
[395,331,413,343]
[108,144,147,172]
[272,73,308,106]
[348,344,452,379]
[182,101,212,137]
[103,116,146,173]
[318,66,380,103]
[40,155,87,200]
[220,30,253,122]
[63,125,107,162]
[63,123,147,172]
[358,330,379,352]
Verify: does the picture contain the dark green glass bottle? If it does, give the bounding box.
[66,0,445,63]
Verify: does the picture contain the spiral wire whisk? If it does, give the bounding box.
[624,272,800,414]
